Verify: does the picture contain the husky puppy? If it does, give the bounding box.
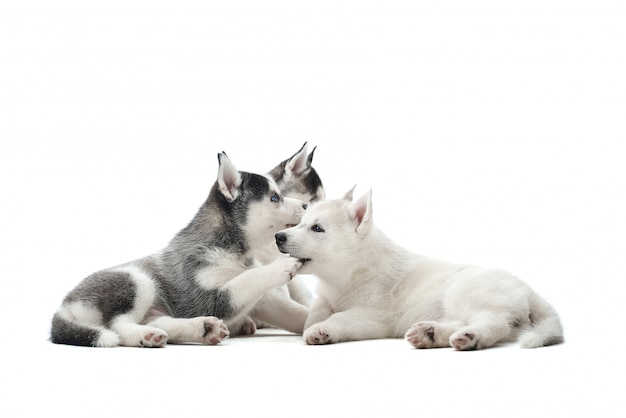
[275,189,564,350]
[50,153,306,347]
[244,142,326,332]
[263,142,325,308]
[268,142,325,207]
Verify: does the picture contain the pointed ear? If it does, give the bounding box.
[217,152,242,202]
[306,145,317,167]
[285,142,310,177]
[342,184,357,201]
[349,189,373,235]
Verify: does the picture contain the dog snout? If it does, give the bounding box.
[302,203,308,210]
[275,232,287,246]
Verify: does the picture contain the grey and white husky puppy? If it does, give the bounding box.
[50,153,307,347]
[275,189,564,350]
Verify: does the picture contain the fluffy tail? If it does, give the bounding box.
[518,293,564,348]
[50,311,120,347]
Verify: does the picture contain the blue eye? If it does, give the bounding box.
[311,224,325,233]
[271,193,280,202]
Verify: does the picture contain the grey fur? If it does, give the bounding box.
[50,313,101,347]
[63,270,137,324]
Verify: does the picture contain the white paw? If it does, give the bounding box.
[304,324,332,345]
[139,328,168,348]
[270,256,302,285]
[197,317,230,345]
[405,321,437,349]
[450,330,479,351]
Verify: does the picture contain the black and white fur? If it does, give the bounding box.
[268,142,325,207]
[50,153,306,347]
[275,189,564,350]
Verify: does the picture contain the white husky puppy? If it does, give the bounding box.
[51,153,306,347]
[275,189,564,350]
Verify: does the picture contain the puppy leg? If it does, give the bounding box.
[253,285,291,330]
[147,316,230,345]
[287,276,314,307]
[450,311,511,350]
[405,320,465,349]
[304,297,333,330]
[304,308,389,345]
[252,288,309,334]
[222,256,302,316]
[110,317,168,348]
[109,266,168,348]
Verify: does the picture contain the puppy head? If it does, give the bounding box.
[268,142,326,204]
[274,188,373,272]
[215,152,308,246]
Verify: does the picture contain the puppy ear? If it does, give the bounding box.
[217,152,242,202]
[342,184,357,201]
[306,145,317,167]
[285,142,310,177]
[349,189,373,235]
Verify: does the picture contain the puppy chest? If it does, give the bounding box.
[194,260,248,289]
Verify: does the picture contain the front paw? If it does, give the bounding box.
[304,324,332,345]
[270,256,302,285]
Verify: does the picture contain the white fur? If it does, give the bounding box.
[277,190,563,350]
[244,179,305,251]
[194,249,249,289]
[58,301,104,326]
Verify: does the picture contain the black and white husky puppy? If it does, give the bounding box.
[268,142,325,207]
[244,143,325,331]
[262,142,325,308]
[50,153,306,347]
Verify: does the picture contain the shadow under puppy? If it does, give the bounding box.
[276,188,564,350]
[50,153,306,347]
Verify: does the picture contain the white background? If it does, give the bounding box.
[1,1,625,417]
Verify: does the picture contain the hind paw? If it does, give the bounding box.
[405,322,437,349]
[199,317,230,345]
[450,330,479,351]
[140,329,168,348]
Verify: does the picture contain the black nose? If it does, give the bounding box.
[275,232,287,246]
[302,203,308,210]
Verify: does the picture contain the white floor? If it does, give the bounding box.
[3,317,621,418]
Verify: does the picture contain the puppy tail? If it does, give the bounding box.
[518,293,564,348]
[50,311,120,347]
